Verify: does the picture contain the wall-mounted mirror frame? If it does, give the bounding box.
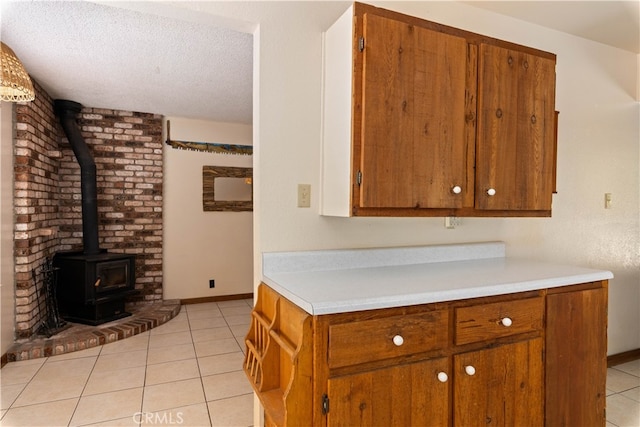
[203,166,253,212]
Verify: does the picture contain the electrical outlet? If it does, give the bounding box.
[209,279,215,288]
[297,184,311,208]
[445,216,462,229]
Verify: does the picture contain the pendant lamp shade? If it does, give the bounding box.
[0,42,35,102]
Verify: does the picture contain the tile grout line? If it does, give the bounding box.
[69,345,102,427]
[5,356,49,414]
[605,361,640,427]
[137,329,151,427]
[187,303,215,427]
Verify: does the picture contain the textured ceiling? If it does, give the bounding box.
[1,1,638,124]
[1,1,253,123]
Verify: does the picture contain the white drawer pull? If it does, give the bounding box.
[437,372,448,383]
[452,185,462,194]
[500,317,513,327]
[392,335,404,346]
[465,365,476,376]
[487,188,496,196]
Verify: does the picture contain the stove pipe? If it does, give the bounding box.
[54,100,100,256]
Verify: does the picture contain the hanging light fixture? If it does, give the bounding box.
[0,41,35,102]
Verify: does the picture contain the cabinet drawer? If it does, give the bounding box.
[328,310,448,368]
[455,297,543,345]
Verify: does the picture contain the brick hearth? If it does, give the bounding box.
[4,300,180,364]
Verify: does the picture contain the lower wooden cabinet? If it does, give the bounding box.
[328,357,449,427]
[545,285,608,426]
[453,338,543,426]
[244,281,608,426]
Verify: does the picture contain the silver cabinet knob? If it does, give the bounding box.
[487,188,496,196]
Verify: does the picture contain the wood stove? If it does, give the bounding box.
[53,99,138,325]
[53,250,137,325]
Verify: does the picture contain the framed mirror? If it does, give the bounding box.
[203,166,253,212]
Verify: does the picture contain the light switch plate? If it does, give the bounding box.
[298,184,311,208]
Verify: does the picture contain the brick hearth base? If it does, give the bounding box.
[4,300,181,364]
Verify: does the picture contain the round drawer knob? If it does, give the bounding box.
[501,317,513,327]
[465,365,476,376]
[437,372,448,383]
[452,185,462,194]
[487,188,496,196]
[392,335,404,346]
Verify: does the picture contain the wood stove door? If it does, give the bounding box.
[95,259,132,293]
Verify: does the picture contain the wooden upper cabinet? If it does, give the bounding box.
[321,2,557,217]
[359,13,470,209]
[475,44,557,211]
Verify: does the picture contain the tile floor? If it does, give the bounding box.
[1,299,254,427]
[607,359,640,427]
[1,298,638,427]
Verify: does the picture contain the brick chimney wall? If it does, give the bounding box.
[13,83,61,338]
[13,82,164,339]
[58,107,164,304]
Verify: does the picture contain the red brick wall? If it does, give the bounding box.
[13,83,61,338]
[13,82,164,339]
[59,107,164,304]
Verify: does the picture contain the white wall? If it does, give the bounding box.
[169,1,639,354]
[0,102,15,355]
[163,117,253,300]
[53,1,640,357]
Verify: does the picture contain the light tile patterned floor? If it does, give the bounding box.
[607,359,640,427]
[0,299,253,427]
[1,298,639,426]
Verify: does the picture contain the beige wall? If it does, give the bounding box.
[167,1,638,355]
[2,1,637,358]
[1,103,15,355]
[163,117,253,300]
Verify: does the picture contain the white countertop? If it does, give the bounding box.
[262,242,613,315]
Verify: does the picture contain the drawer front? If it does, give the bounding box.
[328,310,448,369]
[455,296,544,345]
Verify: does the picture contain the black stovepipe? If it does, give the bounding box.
[54,99,100,256]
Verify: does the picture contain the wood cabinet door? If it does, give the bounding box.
[475,43,556,211]
[545,286,607,426]
[358,12,469,209]
[327,357,449,427]
[453,338,543,427]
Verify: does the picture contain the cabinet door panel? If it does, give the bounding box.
[546,286,607,426]
[328,357,449,427]
[453,338,543,427]
[360,12,414,208]
[476,44,555,211]
[360,13,468,209]
[412,24,468,208]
